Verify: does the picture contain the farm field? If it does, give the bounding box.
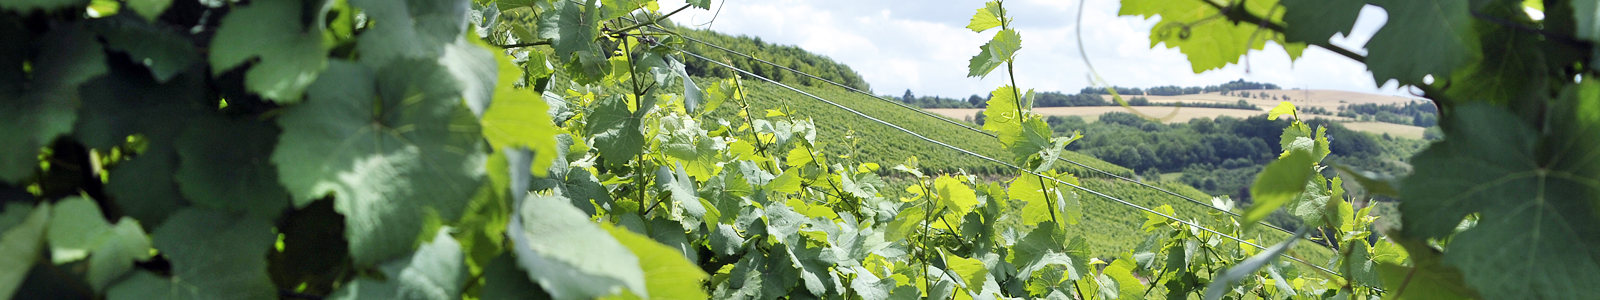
[1341,121,1427,139]
[1113,89,1425,110]
[927,90,1433,138]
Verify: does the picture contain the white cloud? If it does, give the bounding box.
[653,0,1408,98]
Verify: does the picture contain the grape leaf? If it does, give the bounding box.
[328,230,467,300]
[1365,0,1480,85]
[175,115,290,221]
[934,176,978,218]
[1429,1,1548,105]
[603,224,711,300]
[685,0,709,9]
[1203,230,1304,300]
[713,248,798,300]
[1013,172,1082,227]
[106,208,277,300]
[1401,99,1600,300]
[981,86,1024,141]
[209,0,329,104]
[508,193,647,299]
[126,0,172,21]
[350,0,470,67]
[966,1,1004,32]
[1120,0,1303,72]
[75,65,205,226]
[274,60,487,266]
[479,39,560,175]
[44,198,153,291]
[0,202,48,300]
[540,0,608,83]
[1279,0,1362,46]
[967,30,1021,78]
[966,41,1001,78]
[45,197,112,263]
[479,253,551,300]
[588,94,650,170]
[88,14,200,82]
[656,165,705,225]
[1102,258,1144,300]
[0,24,106,183]
[987,29,1022,64]
[1013,223,1090,281]
[941,250,988,292]
[1244,139,1314,226]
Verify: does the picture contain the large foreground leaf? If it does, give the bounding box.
[0,202,49,299]
[274,60,487,266]
[508,194,647,299]
[0,25,106,183]
[106,209,276,300]
[1401,97,1600,300]
[328,230,467,300]
[1365,0,1480,85]
[209,0,329,103]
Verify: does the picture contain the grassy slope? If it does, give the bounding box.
[718,78,1334,262]
[719,79,1132,177]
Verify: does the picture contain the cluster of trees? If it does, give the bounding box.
[676,27,872,91]
[1335,101,1439,127]
[1046,113,1408,199]
[1222,90,1289,101]
[1143,99,1260,110]
[1078,79,1280,96]
[891,90,983,108]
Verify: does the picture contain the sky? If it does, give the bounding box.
[651,0,1416,99]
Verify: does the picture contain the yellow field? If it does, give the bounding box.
[926,105,1427,138]
[927,106,1360,123]
[1102,89,1425,111]
[1340,121,1426,139]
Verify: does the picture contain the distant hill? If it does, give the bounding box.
[670,26,873,92]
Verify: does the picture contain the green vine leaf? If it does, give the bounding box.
[602,224,711,300]
[45,197,152,291]
[350,0,469,67]
[1279,0,1362,47]
[0,202,50,299]
[126,0,172,21]
[1401,98,1600,300]
[1244,139,1314,226]
[1,25,106,183]
[106,208,277,300]
[1365,0,1480,85]
[509,193,648,299]
[965,1,1004,33]
[540,0,608,84]
[209,0,329,104]
[588,94,652,170]
[274,60,487,266]
[88,14,200,82]
[478,38,560,175]
[328,230,467,300]
[175,115,290,221]
[1119,0,1304,73]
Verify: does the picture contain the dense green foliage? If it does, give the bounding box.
[1334,101,1439,127]
[1,0,1587,298]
